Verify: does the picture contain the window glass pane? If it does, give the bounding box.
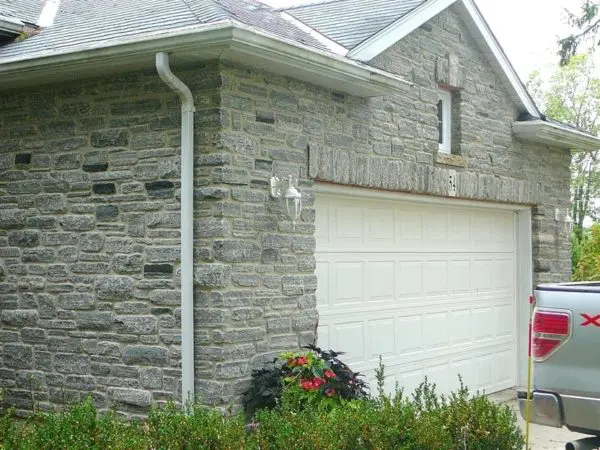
[437,99,443,144]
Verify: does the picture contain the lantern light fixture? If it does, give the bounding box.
[270,175,303,229]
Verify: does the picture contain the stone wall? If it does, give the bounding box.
[0,5,572,414]
[0,63,222,415]
[192,61,319,407]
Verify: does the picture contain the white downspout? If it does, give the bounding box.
[155,52,195,406]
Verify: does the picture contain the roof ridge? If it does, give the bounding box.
[180,0,230,24]
[281,0,349,12]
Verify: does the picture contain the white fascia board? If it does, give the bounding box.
[279,11,348,56]
[348,0,457,61]
[0,15,24,34]
[0,20,410,97]
[229,24,411,96]
[512,120,600,151]
[460,0,539,118]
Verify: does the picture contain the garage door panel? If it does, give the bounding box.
[334,321,365,364]
[334,204,364,241]
[398,209,423,246]
[423,312,449,349]
[316,192,517,396]
[450,309,471,345]
[333,261,363,305]
[396,261,423,298]
[367,261,395,302]
[473,307,495,341]
[396,315,423,354]
[423,260,448,296]
[368,318,396,360]
[366,207,395,243]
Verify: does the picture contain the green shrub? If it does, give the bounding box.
[0,371,523,449]
[246,377,523,449]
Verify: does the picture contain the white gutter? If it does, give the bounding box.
[0,21,410,97]
[512,120,600,151]
[155,52,195,406]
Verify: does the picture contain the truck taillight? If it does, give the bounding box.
[532,309,571,361]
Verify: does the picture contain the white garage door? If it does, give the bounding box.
[315,190,517,396]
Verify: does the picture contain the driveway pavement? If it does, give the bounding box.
[489,389,589,449]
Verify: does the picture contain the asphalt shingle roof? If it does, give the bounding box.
[284,0,427,49]
[0,0,334,61]
[0,0,44,25]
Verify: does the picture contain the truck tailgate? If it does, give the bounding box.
[534,287,600,400]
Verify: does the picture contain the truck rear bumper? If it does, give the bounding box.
[519,390,600,435]
[518,391,562,428]
[562,394,600,435]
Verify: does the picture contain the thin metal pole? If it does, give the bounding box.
[525,294,535,449]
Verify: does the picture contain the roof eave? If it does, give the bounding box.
[229,24,411,97]
[0,20,410,97]
[0,15,25,36]
[512,120,600,152]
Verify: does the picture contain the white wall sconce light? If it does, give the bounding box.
[555,207,573,233]
[270,175,303,229]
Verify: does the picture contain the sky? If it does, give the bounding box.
[259,0,586,83]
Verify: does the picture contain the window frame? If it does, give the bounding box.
[437,88,452,154]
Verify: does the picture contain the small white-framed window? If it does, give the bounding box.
[437,89,452,154]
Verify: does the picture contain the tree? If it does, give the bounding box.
[573,223,600,280]
[527,54,600,242]
[558,1,600,65]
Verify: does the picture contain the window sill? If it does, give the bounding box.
[436,152,467,168]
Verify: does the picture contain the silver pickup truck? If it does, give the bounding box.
[519,282,600,447]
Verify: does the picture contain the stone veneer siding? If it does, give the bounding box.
[0,6,570,414]
[0,63,225,415]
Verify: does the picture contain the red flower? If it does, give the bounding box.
[300,379,316,391]
[312,377,325,388]
[324,369,336,379]
[325,388,336,397]
[296,356,308,366]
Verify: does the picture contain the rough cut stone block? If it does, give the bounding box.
[213,240,261,263]
[8,230,39,247]
[80,233,105,252]
[1,310,38,327]
[122,346,168,365]
[95,276,134,300]
[0,210,27,229]
[140,368,162,389]
[3,344,33,369]
[92,183,116,195]
[114,316,157,334]
[144,264,173,278]
[96,205,119,222]
[27,216,57,229]
[91,129,129,147]
[54,353,90,374]
[21,249,56,263]
[196,187,229,200]
[109,387,152,407]
[145,247,179,263]
[59,215,95,231]
[112,254,143,273]
[194,264,231,288]
[65,375,95,390]
[58,293,95,310]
